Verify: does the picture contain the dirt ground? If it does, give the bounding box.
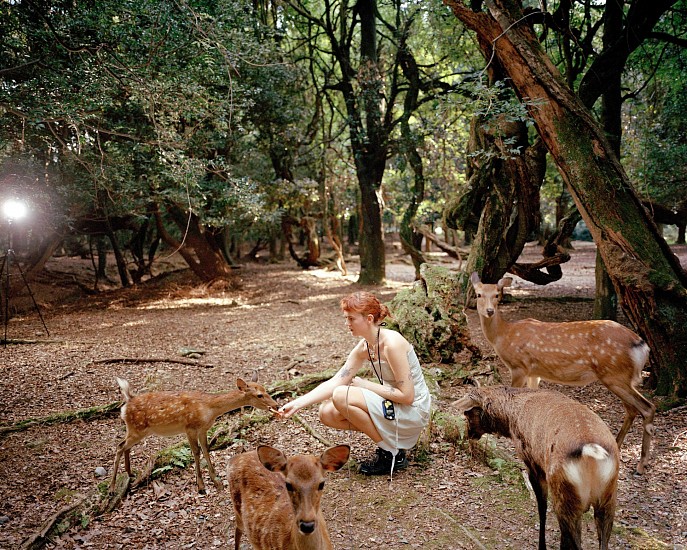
[0,241,686,550]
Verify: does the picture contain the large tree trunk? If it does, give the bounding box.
[348,0,386,285]
[153,205,236,283]
[443,32,546,285]
[446,0,687,397]
[357,175,386,284]
[462,115,545,283]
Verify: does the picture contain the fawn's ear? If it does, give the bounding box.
[257,445,287,473]
[320,445,350,472]
[236,378,248,391]
[251,369,259,382]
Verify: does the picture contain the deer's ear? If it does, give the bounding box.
[451,395,481,413]
[236,378,248,391]
[321,445,350,471]
[470,272,481,286]
[257,445,287,473]
[251,370,259,382]
[497,277,513,290]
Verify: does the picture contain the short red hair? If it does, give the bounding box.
[340,291,390,323]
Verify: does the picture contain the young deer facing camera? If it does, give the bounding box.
[228,444,350,550]
[453,386,619,550]
[109,372,278,494]
[470,271,655,474]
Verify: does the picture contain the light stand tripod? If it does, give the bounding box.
[1,220,50,346]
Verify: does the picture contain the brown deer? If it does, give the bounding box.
[470,271,655,474]
[453,386,619,550]
[109,372,278,494]
[228,444,350,550]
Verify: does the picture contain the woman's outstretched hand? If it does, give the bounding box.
[277,400,299,419]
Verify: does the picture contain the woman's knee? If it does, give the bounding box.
[318,401,338,425]
[331,385,351,410]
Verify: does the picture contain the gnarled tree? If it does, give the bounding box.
[445,0,687,397]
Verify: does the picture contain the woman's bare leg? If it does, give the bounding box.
[318,386,382,442]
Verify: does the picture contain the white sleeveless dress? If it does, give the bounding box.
[360,346,432,452]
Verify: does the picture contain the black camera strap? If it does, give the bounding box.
[365,327,383,384]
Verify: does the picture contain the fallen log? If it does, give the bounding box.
[0,339,65,345]
[87,357,215,368]
[0,401,122,439]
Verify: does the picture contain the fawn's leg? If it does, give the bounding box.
[199,431,223,490]
[186,430,207,494]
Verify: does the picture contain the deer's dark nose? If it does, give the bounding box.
[299,520,316,534]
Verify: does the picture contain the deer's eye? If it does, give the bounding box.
[285,482,294,492]
[318,481,325,490]
[257,394,264,398]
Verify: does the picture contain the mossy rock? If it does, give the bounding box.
[386,264,472,364]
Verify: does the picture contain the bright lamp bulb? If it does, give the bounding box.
[2,199,27,221]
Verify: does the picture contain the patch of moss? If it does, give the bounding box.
[612,525,672,549]
[386,264,473,364]
[54,487,79,502]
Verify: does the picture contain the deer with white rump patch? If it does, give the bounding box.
[470,271,655,474]
[109,372,278,494]
[228,444,350,550]
[453,386,619,550]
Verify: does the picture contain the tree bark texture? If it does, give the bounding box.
[445,0,687,396]
[350,0,387,285]
[154,205,236,283]
[459,114,545,284]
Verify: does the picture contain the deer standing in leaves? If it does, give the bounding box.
[454,386,619,550]
[110,372,278,494]
[470,271,655,473]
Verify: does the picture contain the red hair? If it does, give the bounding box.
[340,291,390,323]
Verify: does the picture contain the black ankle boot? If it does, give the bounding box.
[358,448,408,476]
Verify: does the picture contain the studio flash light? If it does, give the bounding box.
[3,199,28,222]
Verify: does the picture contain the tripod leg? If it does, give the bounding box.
[12,254,50,337]
[1,253,8,344]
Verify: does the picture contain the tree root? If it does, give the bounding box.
[20,474,130,550]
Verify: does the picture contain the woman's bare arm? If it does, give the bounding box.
[278,342,365,417]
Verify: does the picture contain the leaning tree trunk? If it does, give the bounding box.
[153,205,236,283]
[446,0,687,397]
